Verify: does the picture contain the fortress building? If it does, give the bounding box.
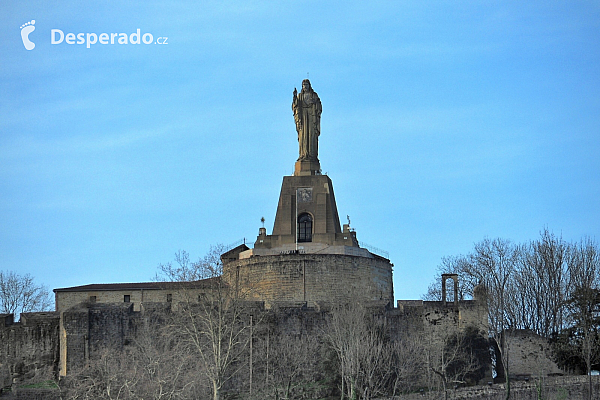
[52,79,394,315]
[221,78,394,308]
[0,80,497,389]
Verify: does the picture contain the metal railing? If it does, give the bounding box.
[224,238,247,252]
[358,241,389,259]
[224,237,389,259]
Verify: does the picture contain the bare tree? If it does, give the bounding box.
[155,248,211,283]
[425,238,517,398]
[324,303,397,400]
[63,245,254,400]
[60,346,133,400]
[324,303,360,399]
[251,331,322,400]
[426,230,600,399]
[126,323,198,400]
[426,329,477,400]
[426,229,572,338]
[565,237,600,400]
[61,327,198,400]
[158,245,253,400]
[509,229,570,337]
[355,324,396,400]
[461,238,516,399]
[388,335,427,397]
[0,270,52,320]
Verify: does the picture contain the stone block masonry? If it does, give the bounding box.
[0,312,59,388]
[224,253,394,307]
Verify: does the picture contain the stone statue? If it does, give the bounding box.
[292,79,322,161]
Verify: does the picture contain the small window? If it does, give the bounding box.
[124,295,130,303]
[89,296,96,303]
[166,294,172,302]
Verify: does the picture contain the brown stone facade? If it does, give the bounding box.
[223,253,394,308]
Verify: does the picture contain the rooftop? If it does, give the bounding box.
[53,277,220,292]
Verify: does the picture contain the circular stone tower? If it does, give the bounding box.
[221,80,394,308]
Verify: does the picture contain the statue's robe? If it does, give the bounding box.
[293,90,322,161]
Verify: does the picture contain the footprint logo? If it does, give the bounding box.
[20,20,36,50]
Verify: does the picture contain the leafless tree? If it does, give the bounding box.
[0,270,52,320]
[566,237,600,400]
[425,324,490,400]
[60,326,198,400]
[426,229,572,337]
[125,323,198,400]
[250,331,322,400]
[155,248,215,283]
[425,238,517,398]
[62,245,255,400]
[425,230,600,399]
[426,330,475,400]
[158,245,254,400]
[60,346,133,400]
[355,326,397,400]
[509,229,570,337]
[388,335,427,396]
[460,238,516,399]
[324,302,398,400]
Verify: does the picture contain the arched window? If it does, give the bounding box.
[297,213,312,242]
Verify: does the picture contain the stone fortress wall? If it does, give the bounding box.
[59,302,140,376]
[395,299,488,336]
[504,329,564,378]
[223,252,394,308]
[0,312,59,389]
[3,267,570,394]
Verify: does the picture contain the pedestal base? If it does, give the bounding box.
[294,159,321,176]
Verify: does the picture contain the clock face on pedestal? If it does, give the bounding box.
[297,187,313,203]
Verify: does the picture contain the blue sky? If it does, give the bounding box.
[1,1,599,303]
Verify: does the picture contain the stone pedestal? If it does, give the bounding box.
[274,174,339,245]
[294,159,321,176]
